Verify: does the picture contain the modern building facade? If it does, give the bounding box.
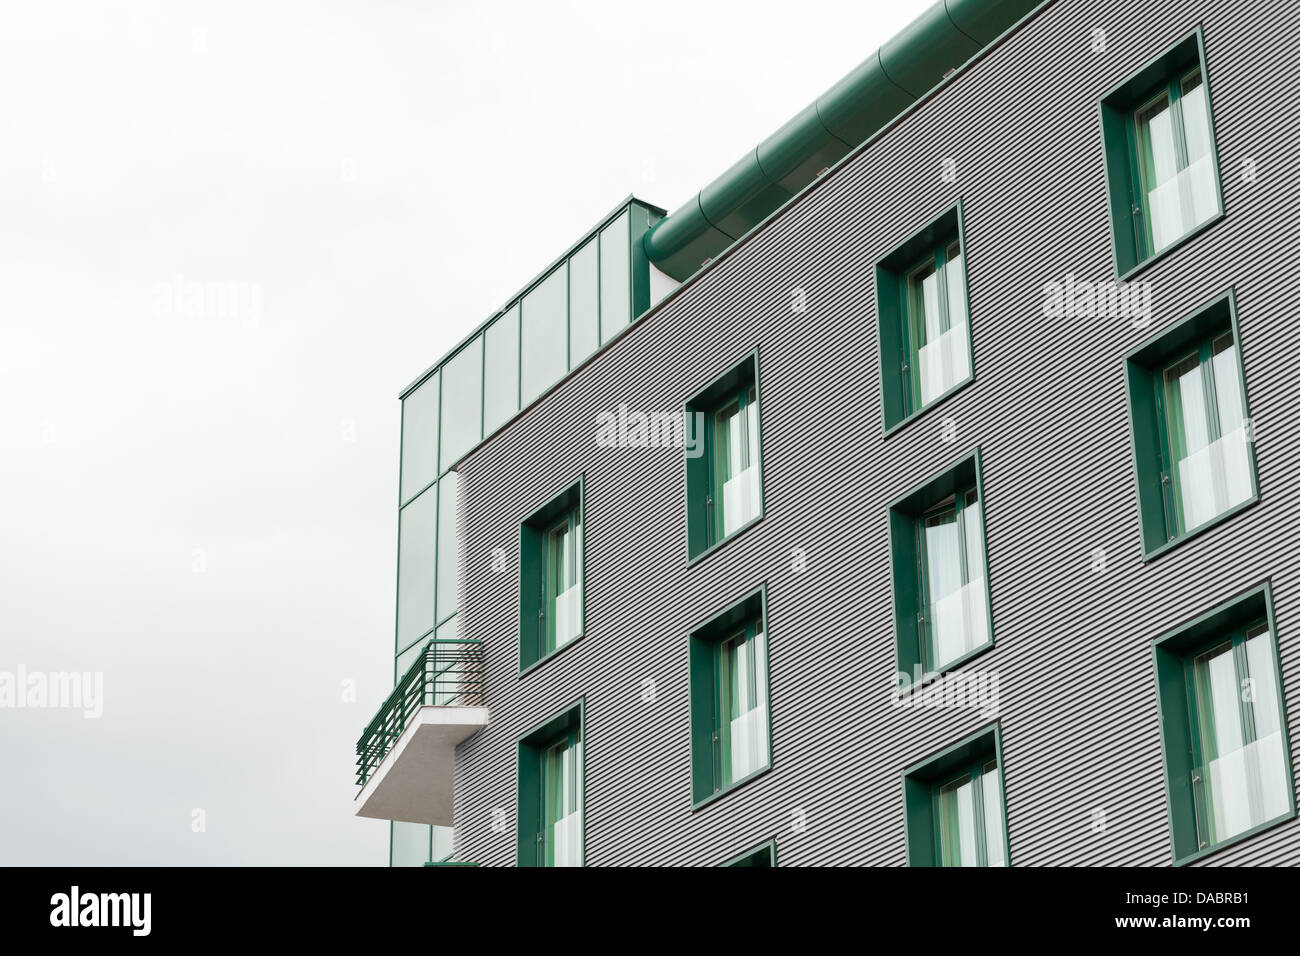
[354,0,1300,866]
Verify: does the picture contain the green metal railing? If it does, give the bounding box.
[356,638,485,787]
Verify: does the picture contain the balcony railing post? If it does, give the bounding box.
[354,638,485,787]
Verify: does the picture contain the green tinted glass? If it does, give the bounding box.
[390,821,431,867]
[569,239,599,367]
[521,266,567,406]
[483,305,520,435]
[396,486,437,651]
[400,372,439,503]
[439,336,482,471]
[599,211,630,343]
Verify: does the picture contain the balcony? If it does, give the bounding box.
[354,638,487,827]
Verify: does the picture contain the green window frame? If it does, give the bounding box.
[1153,583,1296,864]
[1125,291,1257,559]
[723,839,777,867]
[903,725,1009,867]
[1100,29,1223,277]
[888,450,994,692]
[519,479,585,674]
[689,589,772,807]
[876,203,974,433]
[685,352,765,562]
[517,702,585,867]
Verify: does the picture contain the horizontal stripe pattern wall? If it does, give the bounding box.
[445,0,1300,865]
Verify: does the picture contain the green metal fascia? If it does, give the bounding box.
[642,0,1043,280]
[815,51,913,156]
[945,0,1037,44]
[758,103,852,195]
[700,148,793,242]
[880,2,981,96]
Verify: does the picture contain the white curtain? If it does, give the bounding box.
[1177,423,1252,529]
[918,322,970,405]
[552,741,583,867]
[722,399,761,536]
[728,632,769,782]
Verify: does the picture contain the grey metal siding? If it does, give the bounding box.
[448,0,1300,865]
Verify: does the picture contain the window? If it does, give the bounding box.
[1101,30,1222,276]
[519,481,584,673]
[517,703,585,867]
[724,840,777,867]
[904,725,1008,867]
[1153,584,1295,863]
[685,353,764,561]
[876,204,973,432]
[1160,333,1251,532]
[1125,292,1257,558]
[904,241,970,411]
[889,451,993,691]
[689,590,772,806]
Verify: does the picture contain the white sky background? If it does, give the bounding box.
[0,0,931,864]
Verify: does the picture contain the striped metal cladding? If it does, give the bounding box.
[444,0,1300,865]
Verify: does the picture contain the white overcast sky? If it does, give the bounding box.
[0,0,931,865]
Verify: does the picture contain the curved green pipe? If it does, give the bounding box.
[643,0,1043,280]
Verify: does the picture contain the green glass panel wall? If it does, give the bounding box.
[432,825,454,862]
[398,200,660,474]
[388,201,664,867]
[396,486,437,652]
[439,337,483,471]
[569,238,600,366]
[391,821,431,867]
[483,306,520,435]
[599,211,631,343]
[521,265,568,406]
[395,633,425,679]
[399,371,439,504]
